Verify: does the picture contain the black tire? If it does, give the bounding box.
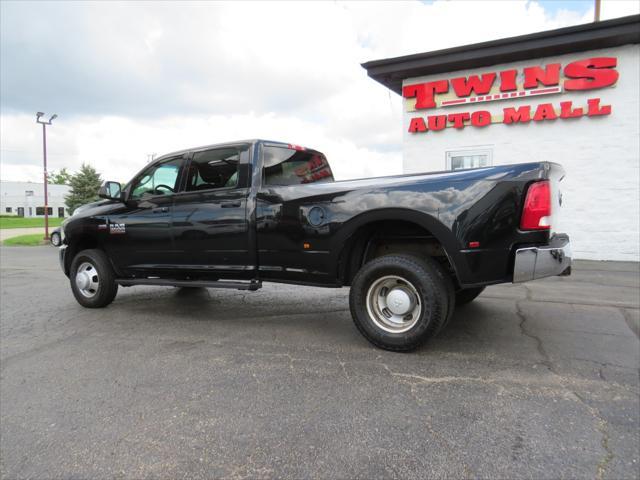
[69,249,118,308]
[455,286,485,306]
[50,232,61,247]
[349,254,453,352]
[430,260,456,332]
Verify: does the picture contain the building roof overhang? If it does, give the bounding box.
[361,14,640,95]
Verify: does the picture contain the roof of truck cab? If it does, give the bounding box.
[152,139,319,163]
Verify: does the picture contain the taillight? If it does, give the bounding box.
[521,180,551,230]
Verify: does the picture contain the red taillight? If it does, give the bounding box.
[521,180,551,230]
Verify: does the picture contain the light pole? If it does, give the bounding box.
[36,112,57,240]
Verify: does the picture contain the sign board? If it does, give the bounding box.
[403,57,618,133]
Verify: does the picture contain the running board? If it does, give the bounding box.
[116,278,262,291]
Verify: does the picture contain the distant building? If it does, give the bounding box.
[0,181,70,218]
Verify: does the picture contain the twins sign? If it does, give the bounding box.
[403,57,618,133]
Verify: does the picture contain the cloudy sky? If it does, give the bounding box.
[1,0,638,183]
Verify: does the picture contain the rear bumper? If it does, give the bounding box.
[513,234,571,283]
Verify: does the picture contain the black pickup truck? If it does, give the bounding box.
[59,139,571,351]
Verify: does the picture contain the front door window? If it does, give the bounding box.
[130,157,183,199]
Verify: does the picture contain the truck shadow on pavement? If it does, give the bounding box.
[108,284,506,354]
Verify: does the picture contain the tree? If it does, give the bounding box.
[48,168,72,185]
[65,164,103,214]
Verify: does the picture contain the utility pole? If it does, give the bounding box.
[594,0,601,21]
[36,112,57,240]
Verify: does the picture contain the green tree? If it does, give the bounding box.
[65,164,103,214]
[48,168,72,185]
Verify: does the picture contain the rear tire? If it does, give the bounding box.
[455,286,485,306]
[349,254,453,352]
[70,249,118,308]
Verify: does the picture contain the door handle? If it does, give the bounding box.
[221,201,241,208]
[152,207,169,213]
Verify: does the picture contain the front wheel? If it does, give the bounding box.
[349,255,453,352]
[50,231,61,247]
[70,249,118,308]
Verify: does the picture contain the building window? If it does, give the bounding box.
[25,190,34,196]
[28,207,32,216]
[35,207,53,216]
[17,207,24,217]
[5,207,12,213]
[58,207,65,218]
[446,148,493,171]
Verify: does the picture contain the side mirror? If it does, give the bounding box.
[98,181,122,200]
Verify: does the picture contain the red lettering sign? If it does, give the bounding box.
[403,56,618,111]
[499,70,518,92]
[564,58,619,90]
[523,64,561,89]
[403,81,448,109]
[587,98,611,116]
[408,117,427,133]
[450,73,496,97]
[503,106,531,124]
[408,98,611,133]
[428,115,447,131]
[471,111,491,127]
[560,101,583,118]
[447,112,470,129]
[533,103,558,121]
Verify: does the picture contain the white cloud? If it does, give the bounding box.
[601,0,640,19]
[1,0,634,184]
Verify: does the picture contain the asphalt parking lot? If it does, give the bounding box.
[1,246,638,479]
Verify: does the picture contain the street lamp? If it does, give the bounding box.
[35,112,57,240]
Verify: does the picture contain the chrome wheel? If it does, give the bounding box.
[75,262,100,298]
[366,275,422,333]
[50,232,60,246]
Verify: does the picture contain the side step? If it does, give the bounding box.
[116,278,262,291]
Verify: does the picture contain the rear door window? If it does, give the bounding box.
[263,146,334,186]
[185,148,240,192]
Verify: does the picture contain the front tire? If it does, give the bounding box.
[70,249,118,308]
[349,255,453,352]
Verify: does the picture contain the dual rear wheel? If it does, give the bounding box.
[349,254,456,352]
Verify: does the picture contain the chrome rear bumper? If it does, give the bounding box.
[513,234,571,283]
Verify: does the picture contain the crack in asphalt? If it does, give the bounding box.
[378,363,476,478]
[515,286,616,480]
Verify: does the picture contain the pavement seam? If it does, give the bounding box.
[484,294,639,309]
[379,363,476,478]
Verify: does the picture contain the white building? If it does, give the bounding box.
[0,181,70,218]
[363,15,639,262]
